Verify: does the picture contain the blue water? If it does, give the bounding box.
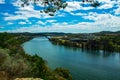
[23,37,120,80]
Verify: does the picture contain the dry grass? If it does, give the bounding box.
[14,78,43,80]
[0,71,8,80]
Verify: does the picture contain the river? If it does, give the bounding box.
[23,37,120,80]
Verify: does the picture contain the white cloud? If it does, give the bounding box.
[7,11,120,33]
[8,22,13,25]
[5,24,83,33]
[64,0,120,13]
[18,21,26,24]
[83,12,112,21]
[3,11,120,33]
[4,7,52,20]
[71,12,87,16]
[82,12,120,30]
[98,0,117,4]
[56,12,66,17]
[4,5,40,20]
[98,3,113,9]
[4,1,53,21]
[37,21,45,25]
[98,0,119,9]
[3,12,11,17]
[5,19,120,33]
[64,1,93,12]
[1,0,120,33]
[83,12,120,22]
[64,1,81,12]
[0,0,5,4]
[46,20,56,23]
[25,20,32,24]
[62,22,68,25]
[115,7,120,15]
[36,20,57,25]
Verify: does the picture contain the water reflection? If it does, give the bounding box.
[51,41,119,58]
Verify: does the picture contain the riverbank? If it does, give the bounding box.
[49,34,120,52]
[0,32,72,80]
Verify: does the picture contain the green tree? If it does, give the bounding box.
[20,0,100,16]
[54,68,72,80]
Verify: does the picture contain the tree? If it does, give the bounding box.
[20,0,100,16]
[54,68,72,80]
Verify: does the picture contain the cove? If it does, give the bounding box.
[23,37,120,80]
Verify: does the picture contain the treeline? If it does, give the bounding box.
[49,34,120,52]
[0,32,72,80]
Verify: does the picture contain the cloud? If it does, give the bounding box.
[1,0,120,33]
[56,12,66,17]
[64,1,81,12]
[0,0,5,4]
[98,3,113,9]
[18,21,27,24]
[71,12,87,16]
[98,0,119,9]
[36,20,57,25]
[64,1,93,12]
[25,20,32,24]
[4,5,40,20]
[62,22,68,25]
[83,12,111,21]
[81,12,120,31]
[62,0,120,15]
[8,22,13,25]
[4,24,83,33]
[37,21,45,25]
[115,7,120,15]
[4,19,120,33]
[83,12,120,22]
[46,20,56,23]
[4,1,53,21]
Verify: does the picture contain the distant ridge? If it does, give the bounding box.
[99,31,120,34]
[94,31,120,35]
[1,31,120,36]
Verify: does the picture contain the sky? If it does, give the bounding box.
[0,0,120,33]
